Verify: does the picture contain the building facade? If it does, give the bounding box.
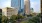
[2,7,18,19]
[11,0,22,15]
[18,8,24,15]
[18,0,24,15]
[24,0,30,15]
[11,0,21,10]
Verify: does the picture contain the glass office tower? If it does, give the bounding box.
[11,0,24,15]
[11,0,24,9]
[11,0,21,9]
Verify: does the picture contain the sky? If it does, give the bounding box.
[30,0,41,13]
[0,0,11,8]
[0,0,41,13]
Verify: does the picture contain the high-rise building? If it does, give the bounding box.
[24,0,30,15]
[18,8,24,15]
[18,0,24,15]
[11,0,21,10]
[11,0,24,10]
[11,0,22,15]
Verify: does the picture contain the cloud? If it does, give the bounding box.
[0,0,11,8]
[30,1,41,13]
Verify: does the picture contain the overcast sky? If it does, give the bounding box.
[0,0,41,13]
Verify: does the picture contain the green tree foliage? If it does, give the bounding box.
[27,14,40,23]
[10,15,17,23]
[10,15,17,20]
[0,12,2,23]
[17,14,25,19]
[2,15,8,23]
[0,15,2,23]
[10,15,25,23]
[27,14,32,17]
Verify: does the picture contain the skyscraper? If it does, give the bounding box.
[24,0,30,15]
[11,0,22,15]
[11,0,24,15]
[18,0,24,15]
[11,0,21,10]
[11,0,24,10]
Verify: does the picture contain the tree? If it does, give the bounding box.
[27,14,32,17]
[10,15,17,23]
[0,15,2,23]
[10,15,25,23]
[27,14,40,23]
[0,12,2,23]
[17,14,25,21]
[2,15,8,23]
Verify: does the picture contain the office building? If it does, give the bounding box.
[2,7,18,19]
[18,0,24,15]
[11,0,21,10]
[24,0,30,15]
[18,8,24,15]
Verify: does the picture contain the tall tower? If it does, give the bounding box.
[11,0,21,15]
[11,0,21,10]
[24,0,30,15]
[18,0,24,15]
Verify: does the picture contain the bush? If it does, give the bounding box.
[10,15,17,23]
[2,15,8,23]
[27,15,40,23]
[27,14,32,17]
[10,15,25,23]
[17,14,25,19]
[0,15,2,23]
